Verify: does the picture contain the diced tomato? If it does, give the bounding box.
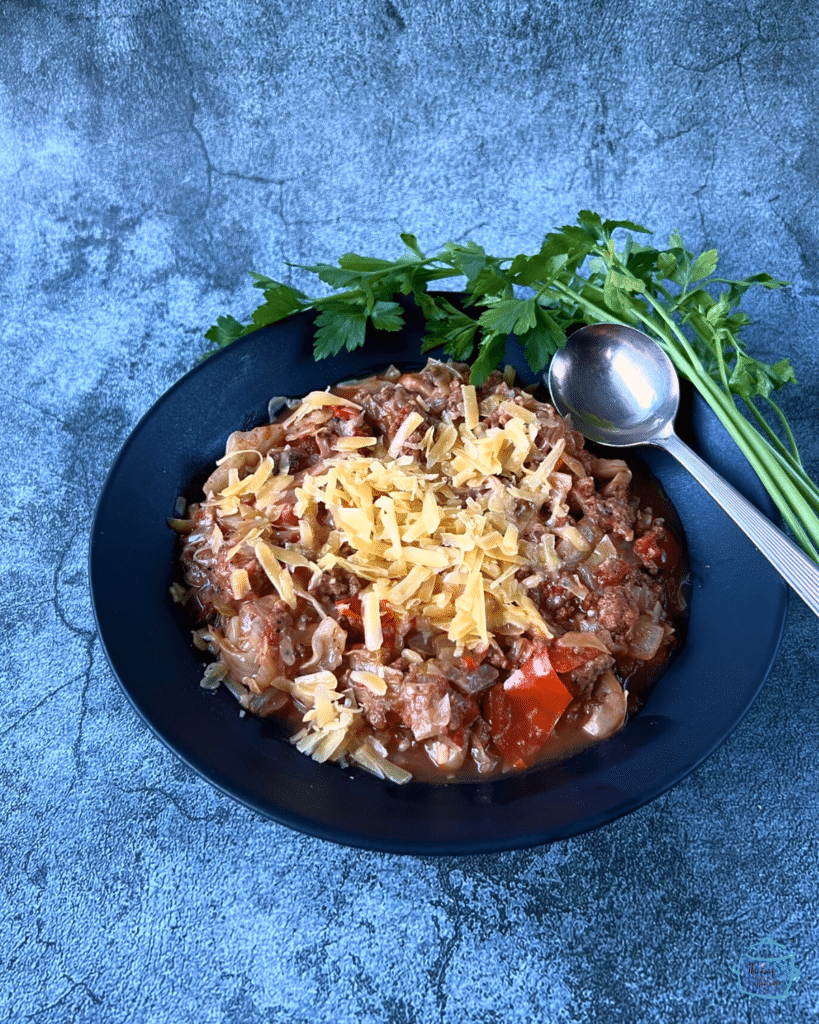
[547,641,600,676]
[335,596,363,631]
[459,646,488,673]
[485,650,573,768]
[380,604,398,650]
[595,556,630,587]
[276,504,299,527]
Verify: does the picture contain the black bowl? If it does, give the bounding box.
[89,298,787,854]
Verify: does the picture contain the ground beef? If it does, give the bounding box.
[633,523,666,570]
[571,475,637,540]
[596,588,641,637]
[353,384,435,452]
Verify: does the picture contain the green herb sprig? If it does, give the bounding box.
[205,210,819,562]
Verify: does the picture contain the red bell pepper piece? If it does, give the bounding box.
[485,649,573,768]
[330,405,360,420]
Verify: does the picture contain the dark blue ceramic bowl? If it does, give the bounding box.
[89,298,787,854]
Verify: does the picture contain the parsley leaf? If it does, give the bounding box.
[204,313,246,349]
[478,297,538,336]
[470,331,508,386]
[729,353,797,401]
[369,300,405,332]
[690,248,719,282]
[520,306,566,374]
[313,301,367,358]
[249,281,306,328]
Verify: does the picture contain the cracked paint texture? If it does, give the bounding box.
[1,1,818,1022]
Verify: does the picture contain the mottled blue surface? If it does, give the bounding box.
[2,2,818,1021]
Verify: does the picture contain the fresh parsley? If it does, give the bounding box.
[205,211,819,562]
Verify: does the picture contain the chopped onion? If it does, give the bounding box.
[593,457,631,483]
[292,584,328,620]
[455,664,499,695]
[540,533,561,572]
[580,671,627,738]
[586,533,617,569]
[191,628,209,650]
[300,616,346,671]
[579,520,601,545]
[629,616,665,660]
[554,524,591,554]
[221,675,251,706]
[560,453,586,476]
[559,574,589,601]
[351,741,412,784]
[576,563,597,592]
[167,517,195,534]
[634,585,659,614]
[267,396,296,420]
[555,631,610,653]
[432,634,458,660]
[247,688,289,716]
[278,633,297,666]
[200,662,228,690]
[424,735,468,771]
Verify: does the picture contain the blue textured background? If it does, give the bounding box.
[2,2,817,1021]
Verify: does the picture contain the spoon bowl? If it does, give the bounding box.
[547,322,819,617]
[548,323,680,446]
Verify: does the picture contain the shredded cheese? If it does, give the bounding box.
[254,541,297,609]
[461,384,479,430]
[230,568,251,599]
[334,435,378,451]
[209,382,568,685]
[183,361,660,786]
[350,670,388,696]
[361,589,383,651]
[388,411,425,457]
[282,390,362,426]
[285,402,565,652]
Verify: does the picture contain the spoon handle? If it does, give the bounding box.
[658,431,819,616]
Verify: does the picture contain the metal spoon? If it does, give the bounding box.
[547,322,819,616]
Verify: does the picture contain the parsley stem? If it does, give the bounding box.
[748,429,819,512]
[761,395,803,466]
[678,327,818,498]
[767,448,819,516]
[665,360,819,557]
[652,335,819,543]
[711,329,733,394]
[661,348,819,557]
[742,397,802,469]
